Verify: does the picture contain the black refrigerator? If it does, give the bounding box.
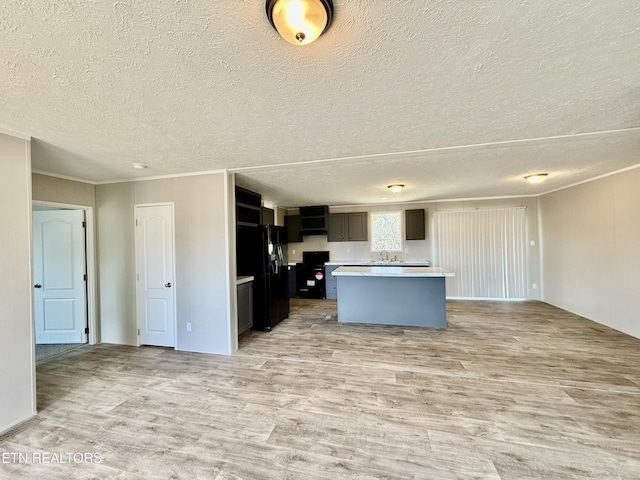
[237,224,290,332]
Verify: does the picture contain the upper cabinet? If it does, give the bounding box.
[261,207,274,225]
[328,212,368,242]
[299,206,329,235]
[235,186,262,227]
[284,215,303,243]
[405,209,426,240]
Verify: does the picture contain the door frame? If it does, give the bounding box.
[31,200,98,345]
[134,202,178,348]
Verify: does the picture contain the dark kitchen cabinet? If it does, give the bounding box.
[235,186,261,227]
[328,214,347,242]
[325,265,339,299]
[348,212,368,241]
[284,215,303,243]
[237,281,253,336]
[328,212,368,242]
[299,206,328,235]
[261,207,274,225]
[405,209,426,240]
[287,264,297,298]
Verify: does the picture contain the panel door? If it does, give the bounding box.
[328,213,346,242]
[405,209,426,240]
[33,210,87,344]
[136,205,176,347]
[348,212,368,241]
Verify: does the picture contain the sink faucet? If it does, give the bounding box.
[379,250,388,261]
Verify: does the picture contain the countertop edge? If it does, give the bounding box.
[332,266,454,278]
[325,261,431,266]
[236,276,255,285]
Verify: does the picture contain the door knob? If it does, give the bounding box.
[165,283,172,288]
[34,284,42,288]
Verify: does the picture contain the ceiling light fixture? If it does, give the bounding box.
[524,173,549,184]
[388,184,405,193]
[132,163,148,170]
[266,0,333,46]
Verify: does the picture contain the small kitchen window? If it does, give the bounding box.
[370,212,402,252]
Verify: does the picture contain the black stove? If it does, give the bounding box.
[296,251,330,299]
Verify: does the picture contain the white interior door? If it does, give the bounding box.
[136,204,176,347]
[33,209,87,344]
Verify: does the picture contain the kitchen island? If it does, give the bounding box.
[331,266,455,327]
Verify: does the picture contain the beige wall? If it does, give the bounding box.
[288,196,541,300]
[540,167,640,338]
[97,173,235,354]
[0,134,36,432]
[32,173,96,207]
[97,182,136,345]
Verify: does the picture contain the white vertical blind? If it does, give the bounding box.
[433,207,527,299]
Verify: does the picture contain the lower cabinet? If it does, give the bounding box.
[287,265,297,298]
[237,281,253,336]
[325,265,339,299]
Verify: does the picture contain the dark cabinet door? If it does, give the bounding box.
[328,212,368,242]
[405,209,426,240]
[287,265,297,298]
[284,215,302,243]
[328,213,347,242]
[261,207,274,225]
[237,282,253,335]
[347,212,368,241]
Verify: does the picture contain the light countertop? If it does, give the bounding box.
[325,260,431,267]
[331,266,454,277]
[236,276,255,285]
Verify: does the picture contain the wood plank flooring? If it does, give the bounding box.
[2,299,639,479]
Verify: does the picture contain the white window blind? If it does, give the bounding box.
[433,207,527,299]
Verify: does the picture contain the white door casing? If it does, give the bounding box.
[33,210,87,344]
[135,204,176,348]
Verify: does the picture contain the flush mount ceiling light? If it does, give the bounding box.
[388,184,405,193]
[266,0,333,46]
[132,163,148,170]
[524,173,549,184]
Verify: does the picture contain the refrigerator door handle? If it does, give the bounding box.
[274,244,284,275]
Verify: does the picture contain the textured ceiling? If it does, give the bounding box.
[2,1,640,206]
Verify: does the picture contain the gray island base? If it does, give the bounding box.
[332,266,455,328]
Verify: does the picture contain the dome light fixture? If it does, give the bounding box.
[132,163,148,170]
[388,184,405,193]
[524,173,549,184]
[266,0,333,46]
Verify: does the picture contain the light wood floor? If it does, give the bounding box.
[2,299,639,479]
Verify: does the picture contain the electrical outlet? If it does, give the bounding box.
[346,248,350,253]
[292,249,295,255]
[186,323,192,332]
[404,247,408,253]
[532,283,537,290]
[530,240,536,247]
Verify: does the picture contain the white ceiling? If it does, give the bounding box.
[2,1,640,207]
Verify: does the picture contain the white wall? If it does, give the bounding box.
[540,167,640,338]
[0,133,36,432]
[97,172,235,354]
[287,197,541,300]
